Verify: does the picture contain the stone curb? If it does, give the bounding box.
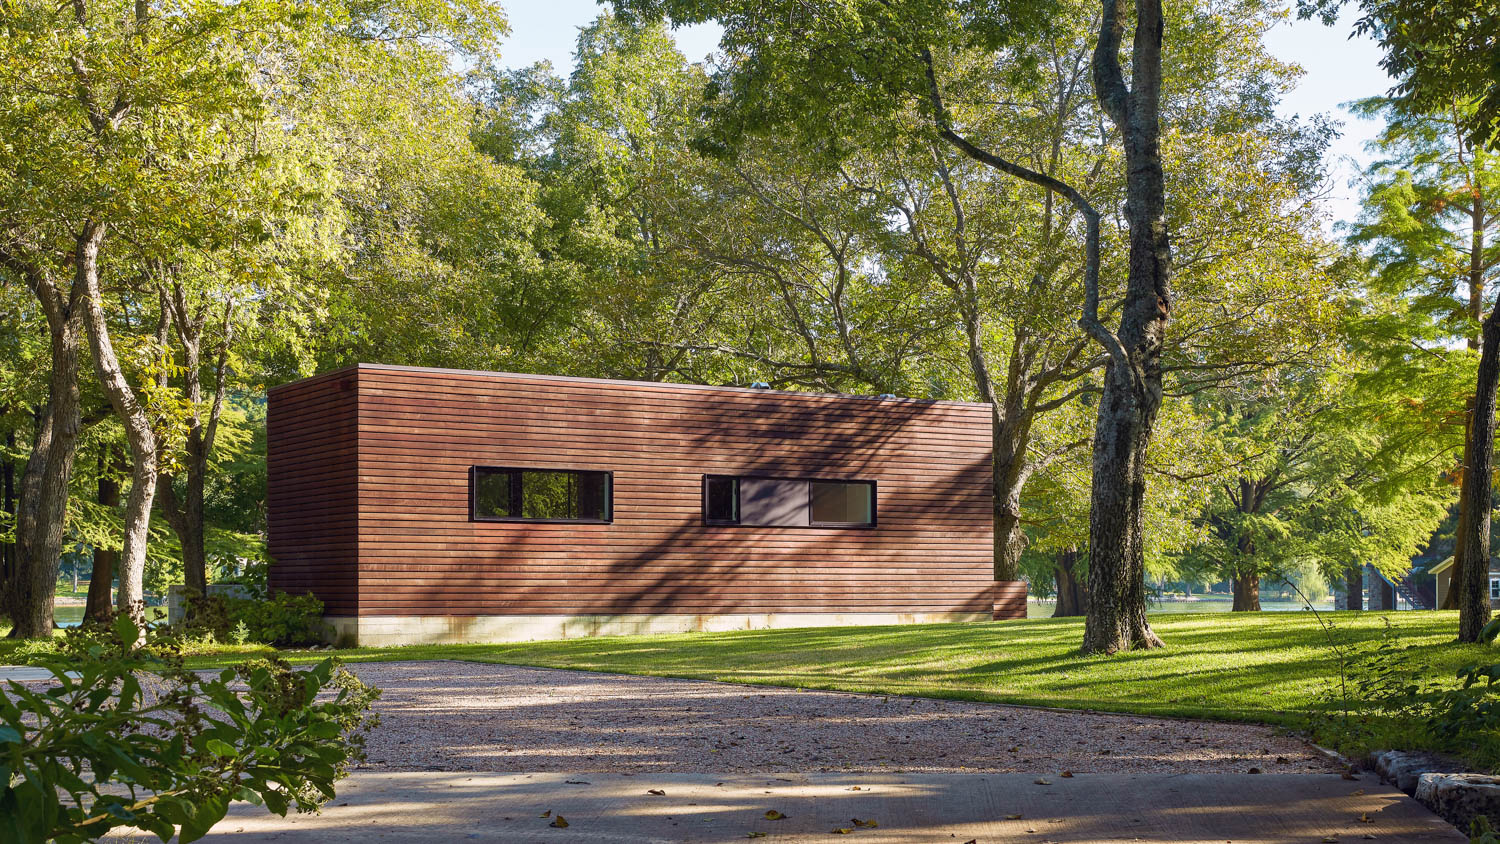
[1370,749,1492,834]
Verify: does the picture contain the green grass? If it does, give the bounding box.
[184,611,1486,723]
[3,610,1487,761]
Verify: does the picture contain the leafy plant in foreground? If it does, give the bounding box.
[0,615,380,843]
[1325,616,1500,770]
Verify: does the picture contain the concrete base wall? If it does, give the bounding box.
[323,611,991,647]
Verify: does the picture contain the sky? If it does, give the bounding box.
[499,1,1393,229]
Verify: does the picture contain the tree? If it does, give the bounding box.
[1350,96,1500,639]
[1302,1,1500,151]
[0,0,509,632]
[608,0,1361,651]
[1179,359,1450,610]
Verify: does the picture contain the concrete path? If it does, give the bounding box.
[0,664,72,682]
[189,771,1462,842]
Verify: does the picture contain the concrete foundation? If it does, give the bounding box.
[323,611,992,647]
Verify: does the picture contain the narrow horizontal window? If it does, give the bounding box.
[472,467,612,523]
[703,475,874,528]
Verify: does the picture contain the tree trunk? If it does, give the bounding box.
[159,447,208,596]
[76,226,159,623]
[1457,306,1500,641]
[1053,546,1087,617]
[8,303,85,638]
[1345,564,1363,611]
[1444,417,1475,611]
[1079,0,1170,655]
[1231,569,1261,612]
[156,287,232,599]
[85,448,122,622]
[0,425,15,615]
[992,412,1032,581]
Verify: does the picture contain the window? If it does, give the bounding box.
[1490,577,1499,602]
[810,481,875,526]
[704,476,739,524]
[702,475,874,528]
[471,467,612,523]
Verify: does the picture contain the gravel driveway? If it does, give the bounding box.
[346,661,1339,775]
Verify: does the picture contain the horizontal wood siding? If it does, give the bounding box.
[267,370,359,615]
[336,364,994,617]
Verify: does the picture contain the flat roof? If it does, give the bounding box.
[268,362,992,409]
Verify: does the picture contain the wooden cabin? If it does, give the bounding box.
[266,364,1014,646]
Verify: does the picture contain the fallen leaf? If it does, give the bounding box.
[1061,771,1074,778]
[1358,813,1373,823]
[1034,779,1052,785]
[1352,789,1366,796]
[765,810,787,821]
[647,789,666,796]
[1322,837,1338,843]
[831,828,854,835]
[549,815,569,829]
[965,840,978,844]
[747,833,767,839]
[1005,813,1024,820]
[848,785,862,791]
[852,818,878,828]
[539,811,550,818]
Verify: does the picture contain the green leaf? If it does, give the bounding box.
[1480,617,1500,644]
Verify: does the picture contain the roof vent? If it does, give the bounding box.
[751,381,771,389]
[878,393,897,399]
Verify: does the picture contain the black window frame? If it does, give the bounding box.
[470,466,614,524]
[700,474,877,529]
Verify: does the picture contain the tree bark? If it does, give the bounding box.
[5,266,87,638]
[157,287,233,599]
[991,406,1032,580]
[1079,0,1170,654]
[1444,410,1475,611]
[1457,304,1500,641]
[1052,546,1087,617]
[0,425,15,616]
[1231,569,1261,612]
[1345,564,1363,611]
[85,447,122,622]
[76,225,159,622]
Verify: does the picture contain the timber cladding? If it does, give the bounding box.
[268,364,995,628]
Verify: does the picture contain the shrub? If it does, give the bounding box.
[184,590,326,646]
[1325,617,1500,770]
[0,615,379,843]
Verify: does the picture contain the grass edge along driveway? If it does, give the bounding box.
[160,610,1485,753]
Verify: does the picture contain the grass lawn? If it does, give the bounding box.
[4,609,1488,760]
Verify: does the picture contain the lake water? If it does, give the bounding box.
[52,605,166,627]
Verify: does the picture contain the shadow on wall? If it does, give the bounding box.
[414,392,995,624]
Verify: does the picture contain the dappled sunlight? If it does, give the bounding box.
[339,661,1332,777]
[197,771,1464,842]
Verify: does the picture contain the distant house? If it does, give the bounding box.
[267,364,1013,646]
[1429,556,1500,609]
